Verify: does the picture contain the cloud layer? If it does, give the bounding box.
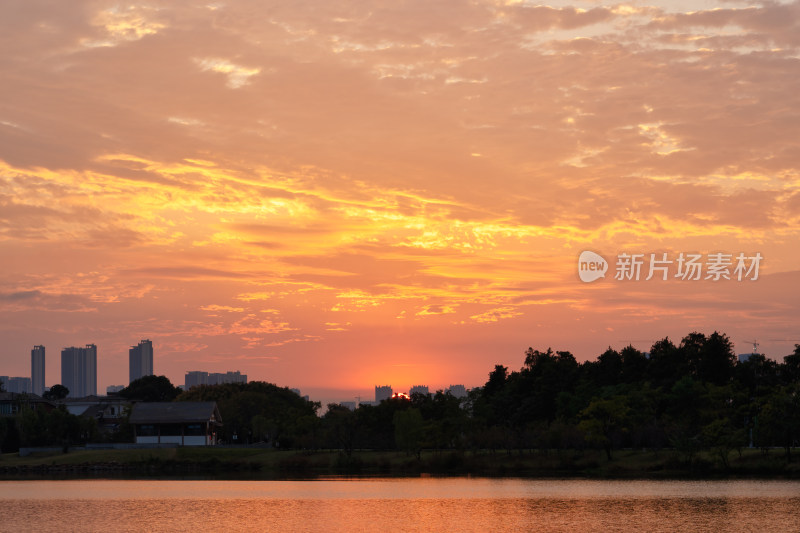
[1,0,799,397]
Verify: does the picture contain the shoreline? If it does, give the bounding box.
[2,447,799,480]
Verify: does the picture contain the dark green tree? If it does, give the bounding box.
[119,375,181,402]
[781,345,800,384]
[578,396,629,460]
[178,381,318,447]
[758,384,800,461]
[619,345,648,383]
[647,337,685,387]
[697,331,736,385]
[43,384,69,401]
[394,407,425,458]
[323,404,358,456]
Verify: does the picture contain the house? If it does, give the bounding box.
[63,395,131,434]
[0,392,55,416]
[129,402,222,446]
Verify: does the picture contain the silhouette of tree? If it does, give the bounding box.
[619,345,647,383]
[758,384,800,462]
[394,408,425,458]
[323,404,358,457]
[697,331,736,385]
[43,384,69,401]
[579,396,629,460]
[647,337,684,386]
[781,345,800,384]
[119,375,180,402]
[178,381,318,446]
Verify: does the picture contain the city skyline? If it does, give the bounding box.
[2,340,472,404]
[1,0,799,401]
[1,334,796,403]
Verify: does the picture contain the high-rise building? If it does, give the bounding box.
[6,377,32,394]
[208,371,247,385]
[185,371,208,389]
[186,370,248,389]
[375,385,393,402]
[446,384,467,398]
[61,344,97,398]
[2,376,32,393]
[31,345,45,396]
[409,385,429,396]
[129,339,154,383]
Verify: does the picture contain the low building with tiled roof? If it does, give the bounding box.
[129,402,222,446]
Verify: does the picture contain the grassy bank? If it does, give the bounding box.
[2,447,800,478]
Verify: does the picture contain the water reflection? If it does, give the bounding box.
[1,479,799,532]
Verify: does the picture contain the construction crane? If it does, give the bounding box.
[742,340,759,354]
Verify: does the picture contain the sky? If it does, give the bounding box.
[1,0,799,403]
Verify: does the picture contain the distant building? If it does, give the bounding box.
[738,353,753,363]
[290,388,310,401]
[1,376,32,394]
[61,344,97,398]
[409,385,429,396]
[375,385,392,402]
[129,339,154,384]
[186,370,247,389]
[359,400,377,407]
[185,371,208,389]
[208,371,247,385]
[446,384,467,398]
[107,385,125,394]
[31,345,45,396]
[339,401,356,411]
[129,402,222,446]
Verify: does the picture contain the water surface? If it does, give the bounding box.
[1,478,798,532]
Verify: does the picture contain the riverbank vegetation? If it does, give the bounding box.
[2,447,800,478]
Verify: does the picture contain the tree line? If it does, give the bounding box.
[2,331,800,465]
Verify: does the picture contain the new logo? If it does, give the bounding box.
[578,251,608,283]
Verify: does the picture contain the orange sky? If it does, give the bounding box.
[1,0,799,403]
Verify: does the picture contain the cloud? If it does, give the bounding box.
[193,57,262,88]
[200,304,245,313]
[1,0,799,391]
[0,290,42,301]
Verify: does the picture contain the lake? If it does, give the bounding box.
[1,478,799,532]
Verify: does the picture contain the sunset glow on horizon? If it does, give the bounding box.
[2,0,799,401]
